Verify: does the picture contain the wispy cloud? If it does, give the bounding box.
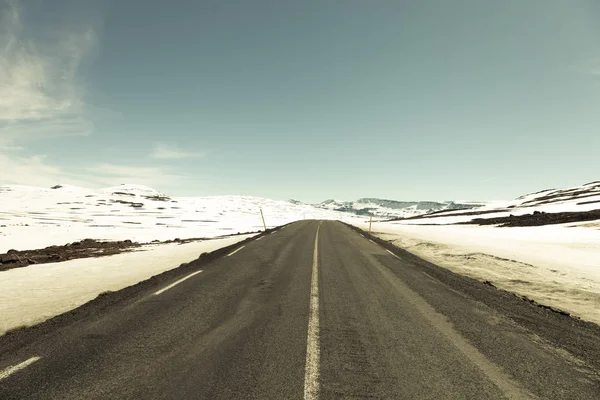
[0,152,192,190]
[0,3,196,192]
[0,0,95,146]
[0,138,23,151]
[571,57,600,77]
[86,163,190,187]
[0,153,92,187]
[479,177,497,184]
[150,143,204,160]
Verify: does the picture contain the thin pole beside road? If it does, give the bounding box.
[260,208,267,231]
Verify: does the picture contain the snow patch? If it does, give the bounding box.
[353,221,600,324]
[0,236,253,335]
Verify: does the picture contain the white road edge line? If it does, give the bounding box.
[226,245,245,257]
[386,249,400,259]
[369,239,376,244]
[154,270,203,296]
[0,357,41,381]
[304,221,322,400]
[255,236,264,241]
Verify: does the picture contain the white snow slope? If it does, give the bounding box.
[351,181,600,324]
[397,180,600,225]
[0,184,359,252]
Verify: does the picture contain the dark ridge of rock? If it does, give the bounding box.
[0,239,142,272]
[462,209,600,227]
[142,195,171,202]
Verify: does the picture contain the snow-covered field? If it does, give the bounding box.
[0,235,252,335]
[0,184,356,252]
[352,184,600,324]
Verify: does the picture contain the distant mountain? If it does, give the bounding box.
[314,198,485,218]
[312,181,600,221]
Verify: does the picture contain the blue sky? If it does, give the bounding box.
[1,0,599,202]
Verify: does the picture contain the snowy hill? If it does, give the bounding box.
[2,181,598,252]
[395,181,600,225]
[314,198,485,218]
[511,180,600,209]
[0,184,358,252]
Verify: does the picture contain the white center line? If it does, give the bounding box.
[386,249,400,259]
[304,221,322,400]
[226,245,245,257]
[369,239,376,244]
[0,357,41,381]
[255,236,264,241]
[154,270,203,295]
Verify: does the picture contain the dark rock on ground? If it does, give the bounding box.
[0,253,21,264]
[463,209,600,227]
[0,239,142,272]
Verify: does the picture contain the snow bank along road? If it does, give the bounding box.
[0,235,255,336]
[1,221,599,399]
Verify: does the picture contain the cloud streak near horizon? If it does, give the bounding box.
[150,143,204,160]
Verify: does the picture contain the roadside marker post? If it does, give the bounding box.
[260,208,267,231]
[369,215,372,235]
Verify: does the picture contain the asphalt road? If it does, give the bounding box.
[1,220,599,399]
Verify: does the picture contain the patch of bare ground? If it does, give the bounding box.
[0,239,142,272]
[462,209,600,227]
[388,208,509,221]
